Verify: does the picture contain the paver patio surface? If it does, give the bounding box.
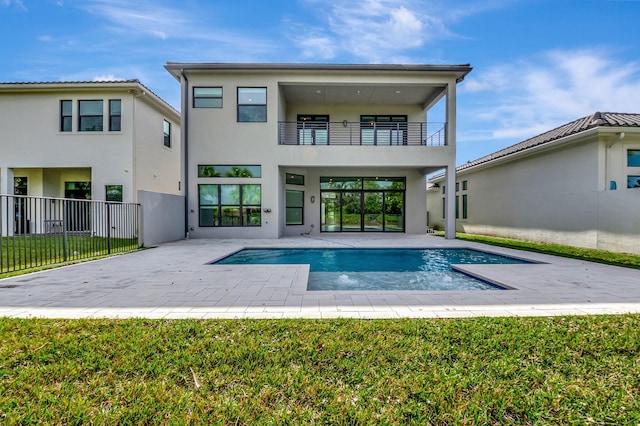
[1,234,639,319]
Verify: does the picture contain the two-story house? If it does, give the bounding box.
[165,63,472,239]
[0,80,181,204]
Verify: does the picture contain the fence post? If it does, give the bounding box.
[106,202,112,254]
[62,199,68,262]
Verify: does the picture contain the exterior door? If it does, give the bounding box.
[321,192,341,232]
[64,181,91,232]
[297,115,329,145]
[364,192,383,231]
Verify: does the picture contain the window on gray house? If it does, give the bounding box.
[237,87,267,122]
[193,87,223,108]
[163,119,171,148]
[109,100,121,131]
[60,100,72,132]
[78,100,103,131]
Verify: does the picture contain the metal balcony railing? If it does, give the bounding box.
[278,121,447,146]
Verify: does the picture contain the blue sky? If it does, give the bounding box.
[2,0,639,164]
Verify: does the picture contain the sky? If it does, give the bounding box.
[1,0,640,165]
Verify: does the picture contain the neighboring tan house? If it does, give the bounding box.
[427,112,640,254]
[0,80,183,244]
[165,63,472,239]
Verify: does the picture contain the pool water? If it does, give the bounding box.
[212,248,530,291]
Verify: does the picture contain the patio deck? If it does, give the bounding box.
[1,234,639,319]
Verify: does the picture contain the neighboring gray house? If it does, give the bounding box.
[165,63,472,239]
[427,112,640,254]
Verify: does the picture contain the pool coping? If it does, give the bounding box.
[1,234,639,319]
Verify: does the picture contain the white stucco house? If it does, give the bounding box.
[164,63,472,239]
[0,80,183,244]
[427,112,640,254]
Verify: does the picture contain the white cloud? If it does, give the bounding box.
[2,0,27,11]
[461,49,640,142]
[82,0,188,40]
[92,74,120,81]
[294,0,443,62]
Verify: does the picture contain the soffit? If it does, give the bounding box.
[280,84,444,105]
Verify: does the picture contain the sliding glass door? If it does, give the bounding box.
[320,177,405,232]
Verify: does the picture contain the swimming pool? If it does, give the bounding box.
[212,248,531,291]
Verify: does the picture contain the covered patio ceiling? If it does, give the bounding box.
[279,83,446,108]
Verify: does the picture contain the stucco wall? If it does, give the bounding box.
[138,190,185,246]
[427,134,640,254]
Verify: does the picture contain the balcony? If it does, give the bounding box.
[278,121,446,146]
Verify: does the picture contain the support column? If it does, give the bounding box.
[1,167,14,236]
[444,79,457,240]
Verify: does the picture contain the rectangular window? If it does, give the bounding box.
[628,150,640,167]
[442,197,445,219]
[105,185,123,202]
[198,184,261,227]
[193,87,223,108]
[286,173,305,185]
[78,100,103,131]
[237,87,267,122]
[462,194,468,219]
[163,120,171,148]
[60,100,72,132]
[442,185,445,194]
[455,195,459,219]
[462,180,468,190]
[628,176,640,189]
[109,100,121,131]
[198,165,261,178]
[286,190,304,225]
[455,182,459,192]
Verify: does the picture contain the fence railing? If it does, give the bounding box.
[278,121,447,146]
[1,194,141,274]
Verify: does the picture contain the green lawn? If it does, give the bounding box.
[1,316,639,424]
[440,232,640,270]
[1,235,139,276]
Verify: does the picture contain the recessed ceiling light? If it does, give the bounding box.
[316,90,322,94]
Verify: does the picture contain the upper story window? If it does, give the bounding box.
[78,100,104,132]
[237,87,266,122]
[109,100,121,131]
[60,100,72,132]
[163,120,171,148]
[628,150,640,167]
[193,87,222,108]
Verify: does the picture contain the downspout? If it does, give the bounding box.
[605,132,625,190]
[180,69,190,239]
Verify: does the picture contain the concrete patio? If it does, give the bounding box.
[1,234,639,319]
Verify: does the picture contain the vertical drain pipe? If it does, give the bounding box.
[180,69,190,239]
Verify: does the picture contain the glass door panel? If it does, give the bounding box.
[321,192,341,232]
[384,192,404,232]
[341,192,361,231]
[364,192,383,231]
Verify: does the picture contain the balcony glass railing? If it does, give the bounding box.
[278,122,446,146]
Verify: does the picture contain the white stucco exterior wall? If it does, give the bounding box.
[427,130,640,254]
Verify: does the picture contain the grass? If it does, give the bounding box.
[1,235,139,276]
[1,316,639,424]
[437,232,640,270]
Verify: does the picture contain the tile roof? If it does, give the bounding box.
[0,79,179,115]
[457,112,640,173]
